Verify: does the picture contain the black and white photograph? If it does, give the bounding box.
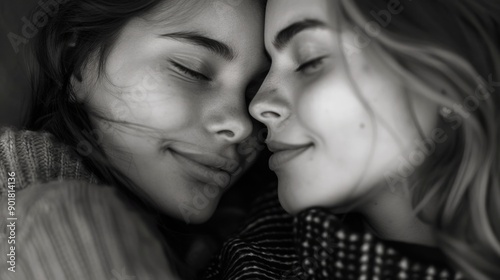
[1,0,499,279]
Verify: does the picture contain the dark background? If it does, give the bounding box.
[0,0,38,127]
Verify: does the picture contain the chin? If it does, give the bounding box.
[166,202,218,224]
[276,175,353,215]
[276,177,311,215]
[184,209,216,224]
[182,194,222,224]
[277,192,317,215]
[153,193,221,224]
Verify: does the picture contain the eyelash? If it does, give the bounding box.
[295,56,328,73]
[171,61,211,81]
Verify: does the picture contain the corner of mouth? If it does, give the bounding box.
[269,143,314,153]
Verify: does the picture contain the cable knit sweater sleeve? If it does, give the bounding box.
[0,127,99,197]
[0,180,179,280]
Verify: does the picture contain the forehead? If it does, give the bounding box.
[153,1,264,48]
[265,0,333,42]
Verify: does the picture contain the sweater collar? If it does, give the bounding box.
[293,208,461,279]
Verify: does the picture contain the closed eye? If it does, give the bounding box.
[295,55,328,73]
[171,61,211,81]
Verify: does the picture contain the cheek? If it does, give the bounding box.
[297,76,373,154]
[88,54,200,133]
[127,91,195,130]
[294,76,380,197]
[93,81,197,134]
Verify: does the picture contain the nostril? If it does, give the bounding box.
[261,111,280,119]
[217,130,235,138]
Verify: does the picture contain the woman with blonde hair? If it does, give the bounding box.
[205,0,500,279]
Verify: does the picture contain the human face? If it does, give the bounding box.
[250,0,439,214]
[76,1,268,223]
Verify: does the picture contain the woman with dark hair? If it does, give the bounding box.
[0,0,269,279]
[205,0,500,279]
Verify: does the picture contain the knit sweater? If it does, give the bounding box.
[203,188,465,280]
[0,127,179,280]
[0,127,99,195]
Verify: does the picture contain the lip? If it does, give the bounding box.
[166,146,241,187]
[267,141,313,171]
[170,148,240,174]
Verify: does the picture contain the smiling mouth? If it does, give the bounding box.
[267,141,313,171]
[171,148,240,173]
[166,147,239,187]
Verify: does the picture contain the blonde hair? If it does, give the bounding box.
[334,0,500,278]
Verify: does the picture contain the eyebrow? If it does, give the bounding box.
[273,19,327,51]
[160,31,235,61]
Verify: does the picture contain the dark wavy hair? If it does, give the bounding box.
[25,0,168,190]
[23,0,198,276]
[23,1,271,278]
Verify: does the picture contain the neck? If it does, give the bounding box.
[358,187,437,247]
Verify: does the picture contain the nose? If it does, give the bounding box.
[207,99,253,144]
[249,75,290,128]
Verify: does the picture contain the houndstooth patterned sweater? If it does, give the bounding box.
[203,188,465,280]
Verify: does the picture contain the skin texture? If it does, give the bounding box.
[250,0,439,245]
[74,1,268,223]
